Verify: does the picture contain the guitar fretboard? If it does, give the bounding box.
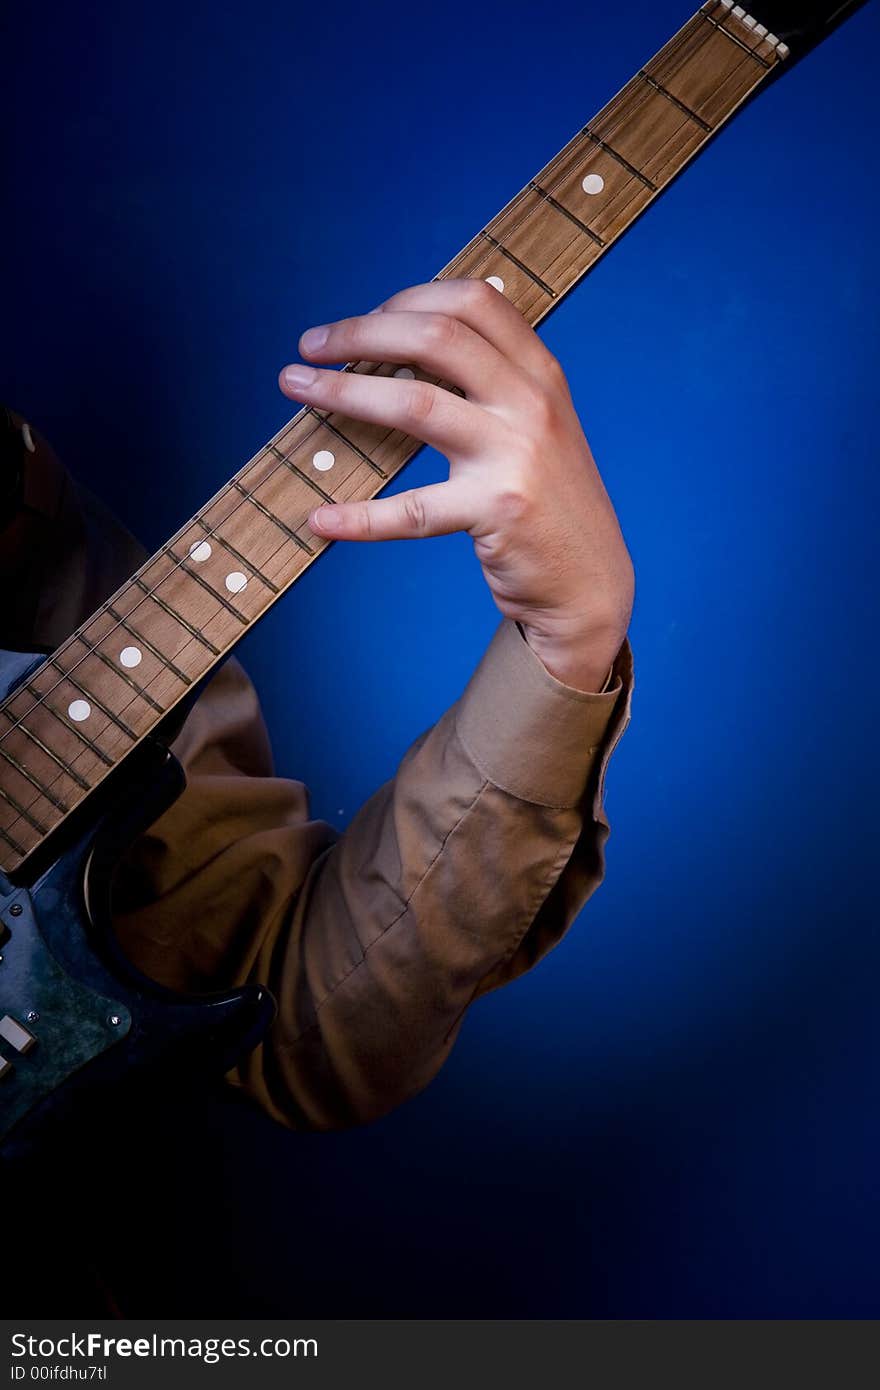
[0,1,787,873]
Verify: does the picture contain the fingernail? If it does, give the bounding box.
[282,364,317,392]
[300,325,329,353]
[312,506,340,532]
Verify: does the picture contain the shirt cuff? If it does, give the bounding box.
[454,617,627,809]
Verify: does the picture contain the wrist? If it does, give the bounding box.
[518,622,624,694]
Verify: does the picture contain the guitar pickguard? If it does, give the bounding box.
[0,879,130,1140]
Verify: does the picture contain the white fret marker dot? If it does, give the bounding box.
[189,540,212,562]
[313,450,335,472]
[485,275,505,293]
[225,571,248,594]
[582,173,605,195]
[68,700,91,723]
[119,646,143,669]
[393,366,415,380]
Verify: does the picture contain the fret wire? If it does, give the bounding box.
[547,15,707,189]
[0,745,70,814]
[0,710,92,792]
[434,246,487,283]
[466,146,608,288]
[0,5,782,846]
[0,821,27,856]
[23,687,116,767]
[220,525,303,597]
[441,6,773,335]
[243,383,387,506]
[0,32,739,783]
[0,434,318,752]
[471,5,753,293]
[18,143,594,783]
[582,129,658,190]
[700,6,772,67]
[528,182,606,245]
[196,415,336,543]
[32,478,322,756]
[14,407,344,737]
[0,778,51,836]
[14,46,698,786]
[592,11,767,175]
[606,45,703,156]
[106,606,193,686]
[47,659,139,741]
[594,12,703,121]
[657,9,768,115]
[132,578,222,656]
[0,302,414,784]
[227,483,315,555]
[638,70,713,131]
[479,233,556,299]
[540,23,717,208]
[461,45,661,266]
[268,445,335,505]
[164,547,254,623]
[0,311,425,768]
[191,513,282,590]
[472,11,706,260]
[203,469,330,586]
[37,399,386,744]
[311,411,389,477]
[541,26,708,210]
[467,173,605,302]
[670,5,762,78]
[72,635,166,715]
[250,385,361,474]
[535,177,646,280]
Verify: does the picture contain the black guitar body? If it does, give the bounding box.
[0,694,275,1161]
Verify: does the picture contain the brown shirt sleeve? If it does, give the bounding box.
[3,409,635,1133]
[114,620,634,1130]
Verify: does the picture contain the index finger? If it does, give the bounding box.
[373,278,560,386]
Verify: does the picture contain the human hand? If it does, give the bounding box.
[279,278,634,692]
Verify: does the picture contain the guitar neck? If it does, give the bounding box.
[0,1,789,873]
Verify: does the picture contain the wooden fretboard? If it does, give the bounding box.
[0,1,788,873]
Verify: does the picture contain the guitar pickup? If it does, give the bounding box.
[0,1053,12,1080]
[0,1015,36,1055]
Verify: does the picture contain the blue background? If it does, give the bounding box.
[3,0,878,1316]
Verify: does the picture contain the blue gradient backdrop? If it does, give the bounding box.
[3,0,878,1316]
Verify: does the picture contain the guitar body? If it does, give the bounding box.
[0,653,275,1158]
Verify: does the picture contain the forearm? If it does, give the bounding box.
[235,619,633,1129]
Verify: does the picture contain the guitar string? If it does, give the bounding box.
[449,6,766,283]
[434,12,708,282]
[428,9,747,297]
[0,8,753,831]
[0,8,762,835]
[0,7,746,771]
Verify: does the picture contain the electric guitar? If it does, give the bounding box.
[0,0,867,1153]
